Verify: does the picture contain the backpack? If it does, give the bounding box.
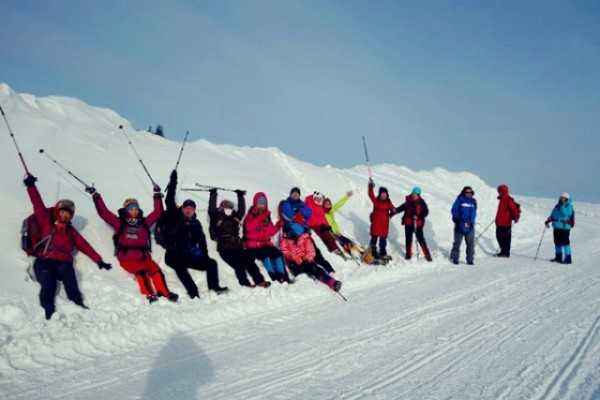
[21,214,45,256]
[154,212,171,249]
[513,199,521,222]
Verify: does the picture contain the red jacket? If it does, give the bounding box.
[26,185,102,263]
[305,195,329,229]
[280,233,316,265]
[495,185,520,227]
[395,195,429,228]
[368,185,395,237]
[93,193,163,262]
[243,192,282,249]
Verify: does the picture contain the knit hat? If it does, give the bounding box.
[220,200,234,209]
[411,187,422,195]
[122,198,139,210]
[56,199,75,215]
[182,199,197,209]
[290,187,301,196]
[560,192,570,200]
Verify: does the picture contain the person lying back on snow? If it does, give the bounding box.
[323,191,364,257]
[305,191,346,258]
[86,183,178,304]
[23,174,111,320]
[279,229,342,293]
[280,187,336,273]
[208,188,270,288]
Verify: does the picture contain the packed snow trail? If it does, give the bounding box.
[1,84,599,399]
[3,207,599,400]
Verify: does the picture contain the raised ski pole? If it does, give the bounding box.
[118,125,157,186]
[414,216,420,260]
[0,105,31,174]
[534,225,548,261]
[361,135,373,179]
[38,149,91,188]
[195,183,237,192]
[475,219,495,242]
[173,130,189,171]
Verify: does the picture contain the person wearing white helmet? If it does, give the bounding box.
[545,192,575,264]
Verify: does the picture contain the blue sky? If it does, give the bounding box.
[2,0,599,201]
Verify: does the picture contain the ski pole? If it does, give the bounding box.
[173,130,189,171]
[195,183,238,192]
[534,225,548,261]
[414,216,420,260]
[361,136,373,179]
[0,105,31,174]
[38,149,91,188]
[118,125,157,186]
[475,219,495,242]
[181,188,212,192]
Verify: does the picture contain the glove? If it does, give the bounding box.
[23,174,37,187]
[153,184,161,193]
[346,190,354,197]
[97,261,112,270]
[170,169,177,183]
[368,178,374,187]
[235,189,247,196]
[85,186,96,195]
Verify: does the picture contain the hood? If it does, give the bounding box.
[497,184,509,197]
[252,192,269,211]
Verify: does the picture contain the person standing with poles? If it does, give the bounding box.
[545,193,575,264]
[2,106,112,319]
[450,186,477,265]
[367,179,395,262]
[393,187,433,262]
[494,184,521,258]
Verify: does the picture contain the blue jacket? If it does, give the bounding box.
[280,197,312,237]
[549,200,575,230]
[451,195,477,234]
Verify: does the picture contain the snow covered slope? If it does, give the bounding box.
[1,84,599,399]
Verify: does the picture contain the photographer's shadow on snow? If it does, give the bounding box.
[142,333,214,400]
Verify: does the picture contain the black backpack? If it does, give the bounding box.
[154,212,171,249]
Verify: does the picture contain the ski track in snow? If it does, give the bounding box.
[0,84,599,399]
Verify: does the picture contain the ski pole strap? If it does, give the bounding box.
[0,105,30,174]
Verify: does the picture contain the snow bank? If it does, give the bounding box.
[0,83,551,376]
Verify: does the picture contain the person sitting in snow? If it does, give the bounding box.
[280,187,335,273]
[305,191,346,258]
[323,191,364,257]
[23,174,112,320]
[450,186,477,265]
[159,170,229,298]
[367,179,395,261]
[280,230,342,292]
[494,184,521,258]
[208,188,270,288]
[86,183,178,304]
[243,192,290,283]
[393,187,433,261]
[545,193,575,264]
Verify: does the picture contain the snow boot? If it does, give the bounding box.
[562,255,572,265]
[422,245,433,262]
[451,258,459,265]
[212,286,229,295]
[74,301,89,310]
[44,308,55,321]
[147,294,159,304]
[551,253,563,263]
[167,292,179,303]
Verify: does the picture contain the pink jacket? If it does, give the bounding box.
[280,233,316,265]
[243,192,281,249]
[305,195,329,229]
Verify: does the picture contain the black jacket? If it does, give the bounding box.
[208,190,245,252]
[163,174,209,258]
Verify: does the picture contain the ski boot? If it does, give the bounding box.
[147,294,159,304]
[212,286,229,295]
[167,292,179,303]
